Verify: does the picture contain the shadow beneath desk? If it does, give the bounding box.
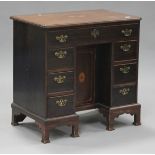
[16,110,155,148]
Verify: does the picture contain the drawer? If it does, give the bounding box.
[111,84,137,106]
[47,28,90,46]
[113,41,138,61]
[48,71,74,93]
[108,24,139,41]
[48,47,75,70]
[47,24,139,47]
[48,94,75,117]
[113,63,137,84]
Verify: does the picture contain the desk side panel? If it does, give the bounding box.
[13,21,46,118]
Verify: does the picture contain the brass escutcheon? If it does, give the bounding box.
[120,66,130,74]
[121,29,132,37]
[91,29,100,39]
[119,88,130,96]
[56,34,68,43]
[54,50,67,59]
[56,99,67,107]
[54,75,66,84]
[120,44,131,52]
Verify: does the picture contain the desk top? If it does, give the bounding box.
[10,9,141,28]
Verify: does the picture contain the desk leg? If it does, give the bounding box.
[71,124,80,137]
[11,107,26,126]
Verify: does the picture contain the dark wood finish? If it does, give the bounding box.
[76,46,95,107]
[47,24,139,47]
[47,47,75,71]
[99,104,141,130]
[48,94,75,117]
[48,71,74,94]
[112,84,137,106]
[113,41,138,61]
[113,62,137,84]
[11,9,142,143]
[12,103,79,144]
[13,21,46,118]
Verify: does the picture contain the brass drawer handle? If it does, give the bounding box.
[56,99,67,107]
[121,29,132,37]
[54,75,66,84]
[91,29,100,39]
[120,66,130,74]
[119,88,130,96]
[120,44,131,52]
[54,50,67,59]
[56,34,68,43]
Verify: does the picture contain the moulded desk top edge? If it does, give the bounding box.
[10,9,141,28]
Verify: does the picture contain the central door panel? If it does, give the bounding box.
[76,46,95,109]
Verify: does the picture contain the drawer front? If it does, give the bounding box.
[47,24,139,47]
[48,95,75,117]
[48,47,75,70]
[112,85,137,106]
[113,41,138,61]
[48,71,74,93]
[108,24,139,41]
[47,28,91,46]
[114,63,137,84]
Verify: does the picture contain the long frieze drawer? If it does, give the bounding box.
[47,24,139,46]
[113,63,137,84]
[111,84,137,106]
[48,94,75,117]
[113,41,138,61]
[48,47,75,70]
[48,71,74,93]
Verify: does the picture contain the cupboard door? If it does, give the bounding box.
[76,46,95,107]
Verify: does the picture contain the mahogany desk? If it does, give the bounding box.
[10,9,141,143]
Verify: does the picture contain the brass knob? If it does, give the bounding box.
[120,66,130,74]
[56,34,68,43]
[54,75,66,84]
[121,29,132,37]
[119,88,130,96]
[120,44,131,52]
[54,50,67,59]
[56,99,67,107]
[91,29,100,39]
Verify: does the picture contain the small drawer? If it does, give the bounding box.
[111,84,137,106]
[47,29,87,46]
[113,63,137,84]
[48,47,75,70]
[113,41,138,61]
[48,94,75,117]
[48,71,74,93]
[110,24,139,41]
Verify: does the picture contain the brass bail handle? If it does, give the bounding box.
[56,99,67,107]
[119,88,130,96]
[54,75,66,84]
[121,29,132,37]
[54,50,67,59]
[120,66,130,74]
[120,44,131,52]
[56,34,68,43]
[91,29,100,39]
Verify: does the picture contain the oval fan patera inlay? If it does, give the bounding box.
[79,72,85,83]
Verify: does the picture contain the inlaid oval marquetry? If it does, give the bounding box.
[79,72,85,83]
